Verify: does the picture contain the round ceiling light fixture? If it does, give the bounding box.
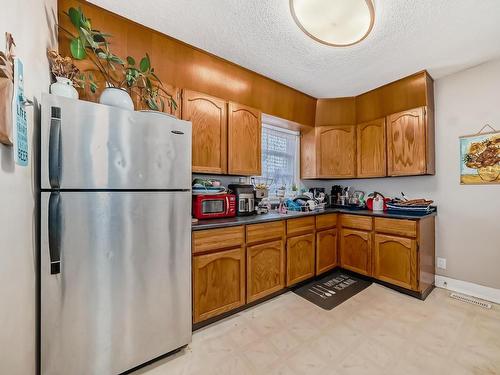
[290,0,375,47]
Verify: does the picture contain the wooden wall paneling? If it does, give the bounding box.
[300,127,317,179]
[182,90,228,174]
[193,246,246,323]
[355,71,429,123]
[227,102,262,176]
[387,107,427,176]
[315,97,356,126]
[317,125,356,178]
[355,88,384,124]
[356,117,387,177]
[246,240,285,303]
[58,0,316,126]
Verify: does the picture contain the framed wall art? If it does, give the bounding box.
[460,125,500,184]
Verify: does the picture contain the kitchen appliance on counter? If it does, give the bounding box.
[228,184,255,216]
[192,193,236,219]
[39,94,192,375]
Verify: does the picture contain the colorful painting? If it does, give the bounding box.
[460,131,500,184]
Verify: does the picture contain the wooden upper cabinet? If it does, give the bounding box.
[182,90,227,174]
[374,234,417,290]
[317,125,356,178]
[193,247,245,323]
[387,107,428,176]
[247,240,285,303]
[228,102,262,176]
[357,118,387,177]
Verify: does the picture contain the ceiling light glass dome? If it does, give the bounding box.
[290,0,375,47]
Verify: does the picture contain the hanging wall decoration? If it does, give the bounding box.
[460,124,500,184]
[0,32,15,145]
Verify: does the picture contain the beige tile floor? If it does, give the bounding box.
[135,285,500,375]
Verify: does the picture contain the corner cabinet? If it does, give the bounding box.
[181,90,227,174]
[387,106,433,176]
[228,102,262,176]
[357,118,386,177]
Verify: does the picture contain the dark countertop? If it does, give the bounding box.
[192,207,437,231]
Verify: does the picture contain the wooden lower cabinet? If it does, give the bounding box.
[340,229,372,276]
[286,233,315,286]
[192,247,245,323]
[316,229,338,275]
[247,240,285,303]
[374,234,417,290]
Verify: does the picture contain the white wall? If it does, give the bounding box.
[0,1,56,374]
[305,58,500,290]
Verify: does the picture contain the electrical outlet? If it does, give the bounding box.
[437,257,447,270]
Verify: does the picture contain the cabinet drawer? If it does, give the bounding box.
[315,213,337,230]
[341,214,373,231]
[247,221,285,244]
[287,216,315,236]
[375,218,417,237]
[192,226,245,254]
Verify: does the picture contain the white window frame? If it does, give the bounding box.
[258,123,300,196]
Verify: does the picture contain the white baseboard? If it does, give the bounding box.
[435,275,500,305]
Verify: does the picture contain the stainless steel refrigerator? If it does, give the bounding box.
[39,94,192,375]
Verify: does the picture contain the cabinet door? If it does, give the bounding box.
[374,234,417,290]
[357,118,386,177]
[247,240,285,303]
[316,229,338,275]
[317,125,356,178]
[133,83,181,118]
[340,229,371,276]
[286,233,315,286]
[182,90,227,174]
[193,247,245,323]
[300,127,317,179]
[228,102,262,176]
[387,107,426,176]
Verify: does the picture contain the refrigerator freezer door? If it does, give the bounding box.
[40,191,192,375]
[40,94,192,190]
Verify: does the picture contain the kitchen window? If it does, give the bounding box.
[259,123,300,194]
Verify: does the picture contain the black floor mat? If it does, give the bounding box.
[293,270,372,310]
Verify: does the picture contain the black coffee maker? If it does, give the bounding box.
[330,185,344,206]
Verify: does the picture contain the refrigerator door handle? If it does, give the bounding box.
[48,192,61,274]
[49,106,61,189]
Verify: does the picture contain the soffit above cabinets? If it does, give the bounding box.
[89,0,500,98]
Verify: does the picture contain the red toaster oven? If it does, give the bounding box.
[192,194,236,219]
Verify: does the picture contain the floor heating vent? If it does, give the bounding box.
[449,293,492,309]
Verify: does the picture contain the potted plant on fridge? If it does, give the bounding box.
[59,7,177,112]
